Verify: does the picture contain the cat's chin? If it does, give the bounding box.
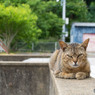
[69,64,79,68]
[72,65,79,68]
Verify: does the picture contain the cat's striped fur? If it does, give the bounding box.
[49,39,90,80]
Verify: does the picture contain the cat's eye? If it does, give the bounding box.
[67,55,72,58]
[77,54,83,58]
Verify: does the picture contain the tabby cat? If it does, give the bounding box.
[49,39,90,80]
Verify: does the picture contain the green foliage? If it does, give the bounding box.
[67,0,88,22]
[29,1,64,39]
[0,0,64,41]
[0,4,41,52]
[87,1,95,22]
[30,0,88,41]
[0,0,93,45]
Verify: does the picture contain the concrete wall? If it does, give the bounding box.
[49,71,58,95]
[0,62,49,95]
[0,59,95,95]
[0,53,94,61]
[50,70,95,95]
[0,54,51,61]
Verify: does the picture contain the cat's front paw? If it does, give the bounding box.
[55,72,64,78]
[55,72,75,79]
[76,72,86,80]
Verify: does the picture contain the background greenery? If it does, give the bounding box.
[0,0,94,52]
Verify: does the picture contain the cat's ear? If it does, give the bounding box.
[59,41,68,51]
[81,38,90,50]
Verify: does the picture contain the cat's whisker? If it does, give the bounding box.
[73,62,75,65]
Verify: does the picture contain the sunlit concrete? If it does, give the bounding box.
[23,57,95,78]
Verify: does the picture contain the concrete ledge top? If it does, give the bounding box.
[0,53,94,58]
[51,71,95,95]
[0,53,52,57]
[0,61,48,66]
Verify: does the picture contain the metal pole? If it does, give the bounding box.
[62,0,66,41]
[32,43,34,51]
[55,42,57,51]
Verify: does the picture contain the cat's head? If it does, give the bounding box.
[59,39,89,68]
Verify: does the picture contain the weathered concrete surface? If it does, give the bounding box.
[0,53,51,61]
[0,54,95,95]
[23,58,50,63]
[0,52,94,61]
[50,71,95,95]
[0,62,49,95]
[23,57,95,78]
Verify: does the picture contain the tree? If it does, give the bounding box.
[0,0,89,42]
[84,0,94,6]
[87,1,95,22]
[0,4,41,52]
[0,0,64,41]
[29,1,64,40]
[67,0,88,22]
[30,0,88,41]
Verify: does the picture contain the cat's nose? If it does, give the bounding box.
[74,61,77,64]
[73,61,78,66]
[73,58,77,63]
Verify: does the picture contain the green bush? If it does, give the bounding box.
[0,4,41,52]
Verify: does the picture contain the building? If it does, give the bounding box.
[70,23,95,52]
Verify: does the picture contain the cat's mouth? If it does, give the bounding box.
[69,62,79,68]
[72,65,79,68]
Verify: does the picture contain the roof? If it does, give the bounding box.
[72,22,95,27]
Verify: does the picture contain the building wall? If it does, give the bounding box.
[70,23,95,52]
[71,26,95,43]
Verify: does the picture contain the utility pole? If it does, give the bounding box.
[56,0,67,41]
[62,0,66,41]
